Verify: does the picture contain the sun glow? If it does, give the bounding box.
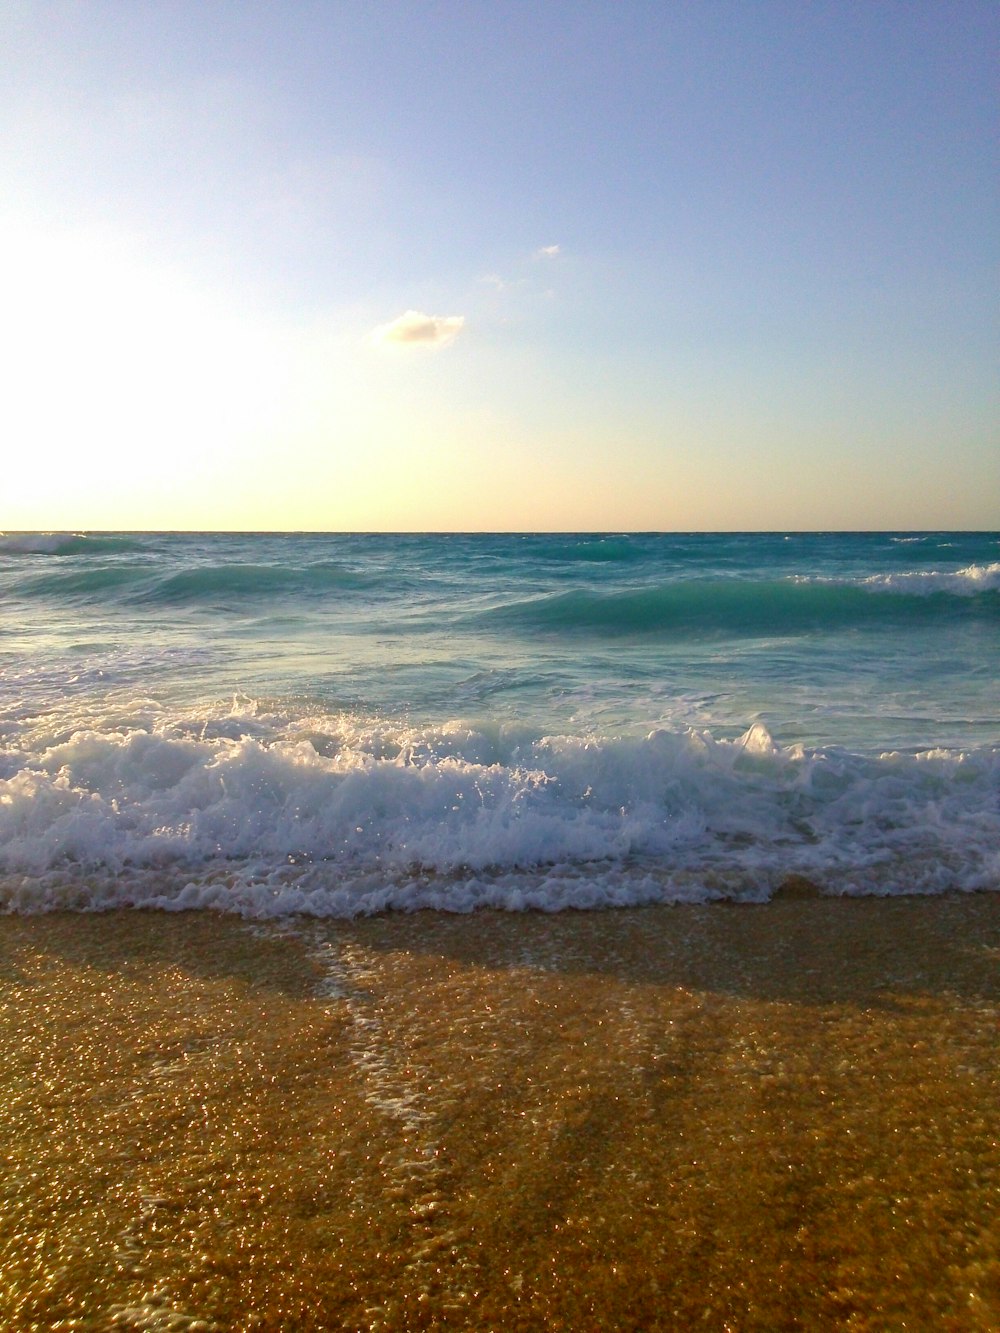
[0,220,299,528]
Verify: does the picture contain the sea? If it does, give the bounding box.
[0,530,997,916]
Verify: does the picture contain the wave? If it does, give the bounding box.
[146,562,378,603]
[482,572,1000,638]
[6,561,381,606]
[0,532,148,556]
[12,565,153,601]
[1,706,996,916]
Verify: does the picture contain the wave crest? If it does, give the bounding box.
[858,563,1000,595]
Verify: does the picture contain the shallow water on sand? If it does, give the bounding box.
[2,897,997,1330]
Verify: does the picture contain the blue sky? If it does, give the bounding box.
[2,1,997,529]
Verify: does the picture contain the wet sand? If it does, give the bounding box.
[0,891,997,1331]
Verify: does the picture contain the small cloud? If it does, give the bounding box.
[369,309,465,348]
[534,244,560,260]
[478,273,529,293]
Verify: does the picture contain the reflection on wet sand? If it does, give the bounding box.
[1,894,997,1330]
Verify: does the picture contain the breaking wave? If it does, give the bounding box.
[1,702,996,916]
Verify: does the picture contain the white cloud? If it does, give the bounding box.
[369,309,465,348]
[478,272,530,293]
[534,244,560,259]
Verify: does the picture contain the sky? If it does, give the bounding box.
[1,0,997,532]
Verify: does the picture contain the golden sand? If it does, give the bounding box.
[0,893,997,1331]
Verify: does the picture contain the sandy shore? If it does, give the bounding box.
[0,891,997,1331]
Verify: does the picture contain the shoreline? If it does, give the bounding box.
[1,892,997,1330]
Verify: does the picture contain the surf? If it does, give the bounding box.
[1,702,996,915]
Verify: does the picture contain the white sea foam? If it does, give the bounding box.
[0,702,996,916]
[861,562,1000,595]
[795,563,1000,596]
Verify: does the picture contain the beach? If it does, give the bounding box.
[4,0,999,1320]
[2,890,997,1331]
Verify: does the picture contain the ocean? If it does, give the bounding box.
[1,530,997,915]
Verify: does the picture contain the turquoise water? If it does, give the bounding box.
[1,531,997,913]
